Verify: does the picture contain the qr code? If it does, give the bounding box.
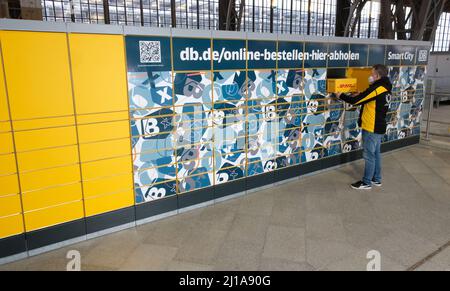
[139,41,161,63]
[418,50,428,62]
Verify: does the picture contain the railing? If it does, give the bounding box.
[423,83,450,141]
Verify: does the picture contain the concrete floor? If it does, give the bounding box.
[1,143,449,271]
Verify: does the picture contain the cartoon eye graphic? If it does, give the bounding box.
[132,93,148,108]
[398,131,406,139]
[310,152,319,160]
[343,143,352,153]
[184,80,205,98]
[401,91,409,103]
[213,111,225,125]
[180,149,198,163]
[145,187,166,200]
[267,112,276,120]
[293,75,303,89]
[264,161,277,171]
[308,100,319,112]
[264,105,277,120]
[216,172,229,184]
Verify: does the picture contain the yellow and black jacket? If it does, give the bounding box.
[340,76,392,134]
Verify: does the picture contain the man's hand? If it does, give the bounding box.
[336,92,342,99]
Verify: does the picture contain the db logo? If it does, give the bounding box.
[418,50,428,62]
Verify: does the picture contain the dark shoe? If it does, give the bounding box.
[351,181,372,190]
[372,180,382,187]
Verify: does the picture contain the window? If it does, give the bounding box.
[241,0,336,35]
[390,3,412,40]
[354,0,379,38]
[38,0,448,50]
[433,12,450,52]
[175,0,218,29]
[41,0,72,21]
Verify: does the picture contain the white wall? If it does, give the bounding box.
[428,53,450,91]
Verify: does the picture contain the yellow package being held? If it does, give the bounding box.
[327,78,357,93]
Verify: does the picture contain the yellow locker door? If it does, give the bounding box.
[1,31,84,232]
[68,33,133,217]
[0,36,24,239]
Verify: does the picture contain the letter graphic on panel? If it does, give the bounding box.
[126,36,178,203]
[0,26,432,259]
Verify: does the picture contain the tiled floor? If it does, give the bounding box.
[1,143,450,271]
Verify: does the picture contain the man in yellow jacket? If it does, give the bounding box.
[337,64,393,190]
